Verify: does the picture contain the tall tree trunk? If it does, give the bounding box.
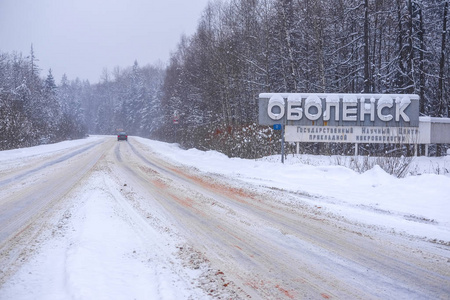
[406,0,414,93]
[418,4,426,115]
[438,0,448,117]
[281,0,297,91]
[364,0,371,92]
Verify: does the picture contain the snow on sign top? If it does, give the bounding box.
[258,93,420,127]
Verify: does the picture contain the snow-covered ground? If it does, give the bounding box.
[1,169,205,300]
[134,137,450,242]
[0,136,449,299]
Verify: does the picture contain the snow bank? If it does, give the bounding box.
[136,137,450,242]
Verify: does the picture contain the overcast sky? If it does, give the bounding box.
[0,0,211,83]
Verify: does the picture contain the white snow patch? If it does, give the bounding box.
[134,137,450,242]
[0,169,205,300]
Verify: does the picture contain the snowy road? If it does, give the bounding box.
[0,139,108,244]
[0,136,449,299]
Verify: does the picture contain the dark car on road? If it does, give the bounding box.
[117,132,128,141]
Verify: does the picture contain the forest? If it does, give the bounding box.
[1,0,449,157]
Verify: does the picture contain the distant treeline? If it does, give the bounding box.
[1,0,448,156]
[0,47,86,150]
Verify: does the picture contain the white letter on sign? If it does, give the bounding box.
[287,94,303,120]
[268,94,285,120]
[324,95,340,121]
[377,95,393,122]
[342,103,357,121]
[395,96,411,122]
[360,97,376,122]
[304,95,322,121]
[342,95,357,121]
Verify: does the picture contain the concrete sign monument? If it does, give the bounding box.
[259,93,420,126]
[258,93,450,156]
[259,93,420,143]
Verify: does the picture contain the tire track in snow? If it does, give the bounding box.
[0,141,103,187]
[0,138,112,247]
